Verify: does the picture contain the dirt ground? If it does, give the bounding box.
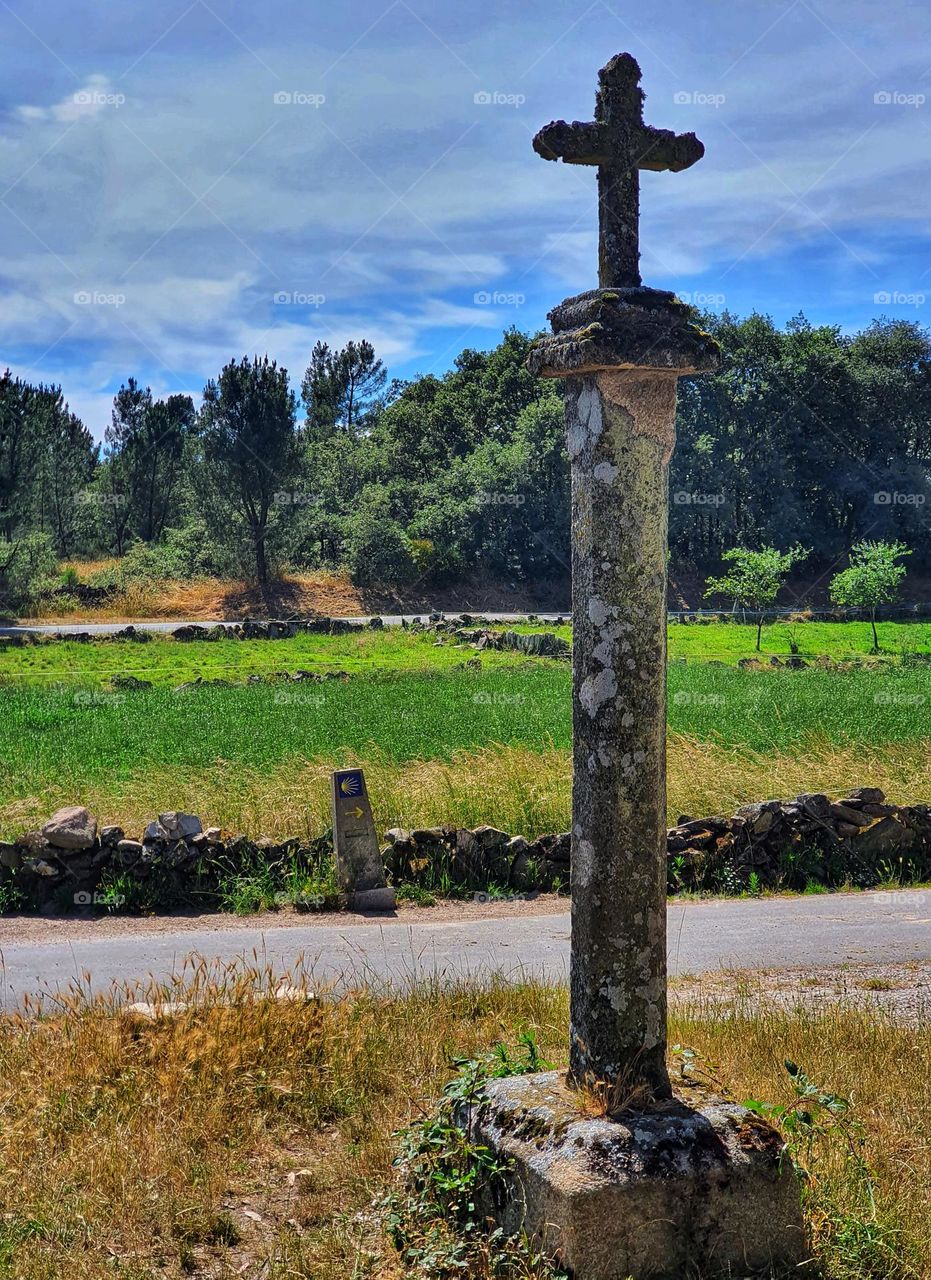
[0,893,571,944]
[28,569,571,624]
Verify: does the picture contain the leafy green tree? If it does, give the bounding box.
[198,356,300,586]
[0,378,97,556]
[829,540,910,652]
[705,545,808,650]
[103,380,194,551]
[301,340,343,440]
[103,379,151,554]
[31,387,98,557]
[0,532,57,616]
[358,329,565,592]
[674,313,931,576]
[137,394,195,542]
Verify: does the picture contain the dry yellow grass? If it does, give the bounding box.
[31,568,371,623]
[4,734,931,842]
[0,966,924,1278]
[58,556,122,578]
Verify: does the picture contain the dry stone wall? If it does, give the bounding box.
[2,786,927,915]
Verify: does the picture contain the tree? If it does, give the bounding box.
[829,540,910,653]
[0,532,57,616]
[301,340,344,440]
[136,393,194,542]
[103,378,151,554]
[31,387,98,557]
[344,489,416,588]
[673,312,931,578]
[103,380,194,551]
[301,339,387,437]
[198,356,300,586]
[0,372,41,542]
[705,545,808,650]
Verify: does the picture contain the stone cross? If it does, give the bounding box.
[533,52,704,289]
[529,54,720,1099]
[461,60,804,1276]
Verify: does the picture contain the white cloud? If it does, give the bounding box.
[16,73,126,124]
[3,0,931,431]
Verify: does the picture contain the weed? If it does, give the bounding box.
[386,1033,563,1278]
[395,883,438,907]
[745,1060,910,1278]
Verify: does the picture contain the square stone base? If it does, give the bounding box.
[461,1071,807,1279]
[350,885,396,912]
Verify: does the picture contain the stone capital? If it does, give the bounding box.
[527,286,720,380]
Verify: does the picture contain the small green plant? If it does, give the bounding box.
[712,864,744,897]
[95,869,169,914]
[395,883,438,907]
[744,1061,906,1277]
[218,861,281,914]
[385,1034,563,1278]
[784,624,802,655]
[0,875,23,915]
[745,1059,858,1159]
[280,859,341,911]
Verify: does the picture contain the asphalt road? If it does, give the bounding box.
[0,889,928,1008]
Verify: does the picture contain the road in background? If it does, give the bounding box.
[0,888,928,1007]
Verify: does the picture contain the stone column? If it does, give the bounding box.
[530,286,720,1096]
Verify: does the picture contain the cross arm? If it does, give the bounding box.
[635,124,704,172]
[533,119,609,166]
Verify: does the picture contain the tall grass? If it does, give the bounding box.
[0,967,923,1277]
[5,734,931,843]
[29,568,367,623]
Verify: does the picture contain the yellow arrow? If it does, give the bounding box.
[343,806,364,819]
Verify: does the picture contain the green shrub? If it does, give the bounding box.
[90,522,230,588]
[0,534,59,614]
[346,511,417,587]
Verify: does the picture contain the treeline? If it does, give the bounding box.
[675,312,931,570]
[2,311,930,605]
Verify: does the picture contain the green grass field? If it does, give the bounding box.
[0,628,531,686]
[5,662,931,774]
[668,618,931,662]
[3,620,931,841]
[1,618,928,689]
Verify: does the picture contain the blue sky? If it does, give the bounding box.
[2,0,930,435]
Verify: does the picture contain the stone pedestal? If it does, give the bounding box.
[530,287,719,1095]
[464,1071,807,1280]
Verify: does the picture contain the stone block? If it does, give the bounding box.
[463,1071,806,1280]
[158,812,203,841]
[350,886,395,912]
[528,287,721,380]
[42,805,97,851]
